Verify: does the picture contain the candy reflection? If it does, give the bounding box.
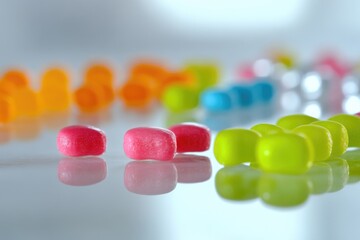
[341,149,360,184]
[170,154,212,183]
[327,158,349,192]
[58,157,107,186]
[257,173,311,208]
[215,165,261,201]
[307,162,333,194]
[124,161,177,195]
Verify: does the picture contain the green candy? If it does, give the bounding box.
[327,157,349,192]
[329,114,360,147]
[293,124,333,161]
[257,173,311,208]
[311,120,348,156]
[215,165,261,201]
[184,63,219,91]
[340,150,360,184]
[161,84,199,113]
[256,132,314,174]
[214,128,260,165]
[276,114,318,130]
[251,123,285,137]
[306,162,333,194]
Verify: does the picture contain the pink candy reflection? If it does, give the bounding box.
[124,161,177,195]
[58,157,107,186]
[170,154,212,183]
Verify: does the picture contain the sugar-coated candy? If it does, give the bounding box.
[169,123,211,153]
[257,174,310,207]
[12,88,41,117]
[170,154,211,183]
[118,81,153,108]
[256,133,314,174]
[0,69,29,93]
[276,114,318,130]
[124,161,177,195]
[215,165,260,201]
[74,85,102,112]
[40,67,71,112]
[293,125,332,161]
[228,85,253,108]
[201,89,232,112]
[58,157,107,186]
[252,80,275,103]
[214,128,260,165]
[162,84,199,113]
[184,63,219,91]
[57,125,106,157]
[0,95,16,124]
[161,71,194,92]
[85,63,114,87]
[312,120,348,156]
[131,61,168,83]
[328,114,360,147]
[251,123,284,137]
[124,127,176,161]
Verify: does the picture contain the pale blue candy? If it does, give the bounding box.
[200,89,232,112]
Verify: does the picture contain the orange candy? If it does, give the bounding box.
[0,69,30,94]
[0,95,16,123]
[130,62,168,83]
[74,85,103,113]
[118,81,153,108]
[12,88,42,117]
[85,63,114,87]
[39,67,72,112]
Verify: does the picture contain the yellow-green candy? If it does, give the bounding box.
[161,84,199,113]
[311,120,348,156]
[276,114,318,130]
[293,124,333,161]
[257,173,311,208]
[184,63,219,91]
[256,132,314,174]
[215,165,261,201]
[329,114,360,147]
[214,128,260,165]
[251,123,285,137]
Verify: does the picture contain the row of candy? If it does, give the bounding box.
[0,62,219,124]
[57,123,211,159]
[214,113,360,174]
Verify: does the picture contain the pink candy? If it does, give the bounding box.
[57,125,106,157]
[169,123,211,153]
[123,127,176,161]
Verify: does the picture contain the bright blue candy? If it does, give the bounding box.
[200,89,232,112]
[228,84,254,108]
[252,80,275,103]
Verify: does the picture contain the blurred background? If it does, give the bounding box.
[0,0,360,67]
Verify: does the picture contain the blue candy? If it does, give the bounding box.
[200,89,232,112]
[228,84,254,108]
[252,80,275,103]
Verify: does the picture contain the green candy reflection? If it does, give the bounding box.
[341,149,360,184]
[257,173,311,208]
[306,162,333,195]
[215,165,261,201]
[327,158,349,192]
